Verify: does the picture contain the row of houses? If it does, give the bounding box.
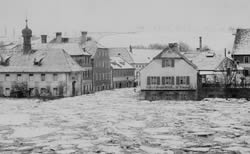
[5,20,250,100]
[139,29,250,100]
[0,21,147,98]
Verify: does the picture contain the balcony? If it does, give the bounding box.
[145,85,196,90]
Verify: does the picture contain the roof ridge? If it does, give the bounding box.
[154,47,198,69]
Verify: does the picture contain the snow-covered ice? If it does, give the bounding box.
[0,88,249,153]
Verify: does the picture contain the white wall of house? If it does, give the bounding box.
[0,72,85,97]
[0,73,68,97]
[140,58,197,90]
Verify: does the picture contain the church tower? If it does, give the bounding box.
[22,19,32,54]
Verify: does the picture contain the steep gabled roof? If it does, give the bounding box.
[154,47,197,69]
[0,49,85,73]
[232,28,250,55]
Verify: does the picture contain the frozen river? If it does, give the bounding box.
[0,88,249,153]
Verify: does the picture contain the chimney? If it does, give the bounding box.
[199,36,202,50]
[168,43,179,51]
[81,31,87,44]
[41,35,47,44]
[56,32,62,43]
[224,48,227,57]
[129,45,133,53]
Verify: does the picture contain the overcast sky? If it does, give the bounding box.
[1,0,250,36]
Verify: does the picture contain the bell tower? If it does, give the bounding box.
[22,19,32,54]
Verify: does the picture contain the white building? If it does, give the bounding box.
[140,43,198,100]
[140,43,235,100]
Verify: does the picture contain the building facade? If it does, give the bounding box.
[110,57,135,88]
[0,21,86,98]
[47,32,93,94]
[140,43,198,100]
[232,28,250,85]
[140,43,237,100]
[92,48,112,91]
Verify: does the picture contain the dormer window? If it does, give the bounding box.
[34,53,47,66]
[0,55,11,66]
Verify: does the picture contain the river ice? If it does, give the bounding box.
[0,88,249,153]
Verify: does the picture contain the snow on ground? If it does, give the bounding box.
[0,88,250,153]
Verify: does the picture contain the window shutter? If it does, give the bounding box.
[187,76,190,85]
[162,60,165,67]
[172,76,175,85]
[171,59,175,67]
[157,77,160,85]
[162,77,165,85]
[147,77,150,85]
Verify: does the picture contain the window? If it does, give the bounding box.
[41,74,45,81]
[244,56,250,63]
[17,74,22,81]
[29,74,34,81]
[162,76,174,85]
[162,59,174,67]
[53,74,58,81]
[5,74,10,81]
[176,76,190,85]
[147,76,160,85]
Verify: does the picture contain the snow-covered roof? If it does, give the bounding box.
[130,49,161,64]
[32,43,90,56]
[108,48,134,64]
[153,45,197,69]
[49,43,90,56]
[0,49,85,73]
[83,40,105,57]
[110,56,134,69]
[183,51,226,70]
[232,29,250,55]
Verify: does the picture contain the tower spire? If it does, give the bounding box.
[25,18,28,28]
[22,18,32,54]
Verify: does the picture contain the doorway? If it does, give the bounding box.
[72,81,76,96]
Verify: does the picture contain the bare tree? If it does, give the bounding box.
[179,41,191,52]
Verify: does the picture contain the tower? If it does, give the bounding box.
[22,19,32,54]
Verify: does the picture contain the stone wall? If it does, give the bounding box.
[141,90,197,101]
